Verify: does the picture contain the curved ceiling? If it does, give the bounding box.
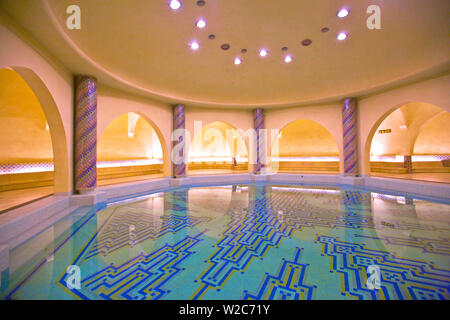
[1,0,449,108]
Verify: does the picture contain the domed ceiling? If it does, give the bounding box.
[1,0,449,108]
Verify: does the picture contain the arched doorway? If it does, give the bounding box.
[0,67,69,211]
[366,102,450,182]
[97,112,168,185]
[270,119,340,173]
[188,121,249,175]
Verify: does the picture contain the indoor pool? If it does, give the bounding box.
[1,183,449,300]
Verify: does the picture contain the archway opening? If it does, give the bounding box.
[0,68,55,211]
[97,112,166,185]
[368,102,450,183]
[188,121,248,175]
[271,119,340,173]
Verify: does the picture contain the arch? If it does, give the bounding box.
[97,112,170,182]
[364,101,449,177]
[188,120,249,174]
[271,119,341,173]
[0,66,69,194]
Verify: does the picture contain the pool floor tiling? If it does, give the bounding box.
[1,183,449,300]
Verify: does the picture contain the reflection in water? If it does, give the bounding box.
[1,184,449,300]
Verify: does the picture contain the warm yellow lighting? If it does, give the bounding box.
[371,142,384,156]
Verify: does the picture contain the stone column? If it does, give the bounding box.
[74,75,97,194]
[342,98,359,176]
[253,108,265,174]
[172,104,186,178]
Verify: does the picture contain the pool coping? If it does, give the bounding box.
[0,173,449,273]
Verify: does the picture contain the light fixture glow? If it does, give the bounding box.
[259,49,268,57]
[337,32,348,41]
[169,0,182,10]
[234,57,241,65]
[196,18,206,29]
[190,41,200,50]
[284,55,293,63]
[337,8,349,18]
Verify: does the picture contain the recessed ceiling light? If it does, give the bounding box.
[282,46,288,51]
[196,0,205,6]
[241,49,247,54]
[284,55,293,63]
[321,27,329,33]
[259,49,268,57]
[301,39,312,46]
[190,41,200,50]
[221,43,230,50]
[234,57,242,65]
[337,32,348,41]
[169,0,182,10]
[208,34,215,39]
[337,8,349,18]
[196,19,207,29]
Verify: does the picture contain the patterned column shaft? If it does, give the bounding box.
[74,75,97,193]
[253,108,265,174]
[173,104,186,177]
[342,98,359,175]
[404,155,412,173]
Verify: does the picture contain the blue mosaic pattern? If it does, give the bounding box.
[2,183,449,300]
[316,235,450,300]
[191,187,294,299]
[62,233,204,300]
[243,248,316,300]
[83,210,211,260]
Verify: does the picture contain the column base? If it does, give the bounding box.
[170,177,191,187]
[252,173,269,182]
[339,175,365,186]
[76,188,97,195]
[70,190,107,206]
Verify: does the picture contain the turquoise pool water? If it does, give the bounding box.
[1,183,449,300]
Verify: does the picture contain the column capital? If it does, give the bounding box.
[343,97,357,108]
[75,74,97,83]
